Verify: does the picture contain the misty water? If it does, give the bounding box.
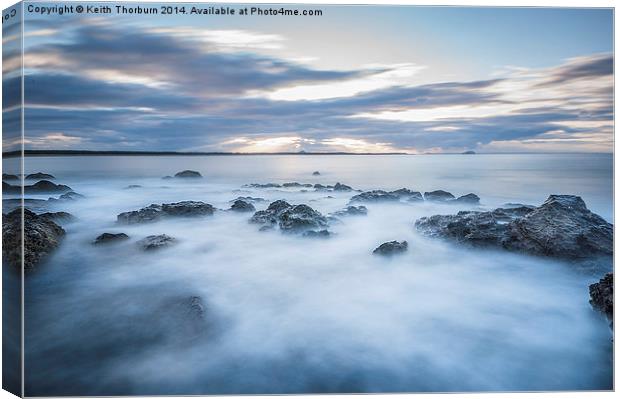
[14,153,613,394]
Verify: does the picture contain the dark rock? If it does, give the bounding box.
[174,170,202,178]
[373,240,408,256]
[26,180,72,194]
[390,188,423,202]
[124,185,142,189]
[303,230,331,238]
[589,273,613,326]
[332,205,368,217]
[230,196,265,204]
[453,193,480,204]
[249,200,292,226]
[350,190,399,203]
[25,172,55,179]
[314,183,330,191]
[282,182,312,188]
[2,173,18,180]
[93,233,129,245]
[39,212,75,223]
[415,195,612,260]
[118,201,215,224]
[58,191,84,201]
[424,190,455,202]
[333,182,353,191]
[230,199,256,213]
[245,183,282,188]
[137,234,177,251]
[3,208,65,271]
[462,150,476,155]
[279,204,328,233]
[312,171,321,176]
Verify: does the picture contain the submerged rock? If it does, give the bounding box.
[26,172,55,179]
[333,182,353,191]
[137,234,177,250]
[332,205,368,217]
[92,233,130,245]
[350,190,399,203]
[174,170,202,178]
[2,208,65,271]
[117,201,215,224]
[2,173,18,180]
[453,193,480,204]
[424,190,455,202]
[373,240,408,256]
[589,273,613,326]
[230,199,256,213]
[415,195,612,260]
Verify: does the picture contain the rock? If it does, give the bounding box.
[244,183,281,188]
[25,180,72,194]
[462,150,476,155]
[124,185,142,189]
[2,173,18,180]
[390,188,423,202]
[303,230,331,238]
[230,199,255,212]
[279,204,328,233]
[137,234,177,251]
[350,190,399,203]
[333,182,353,191]
[453,193,480,204]
[282,182,313,188]
[2,208,65,271]
[373,240,408,256]
[230,196,265,204]
[415,195,612,260]
[25,172,55,179]
[332,205,368,217]
[589,273,613,326]
[39,212,75,223]
[174,170,202,178]
[312,171,321,176]
[117,201,215,224]
[58,191,84,201]
[314,183,330,191]
[161,201,215,217]
[424,190,455,202]
[249,200,292,226]
[503,203,535,209]
[92,233,129,245]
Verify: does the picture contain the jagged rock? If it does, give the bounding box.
[303,230,331,238]
[334,182,353,191]
[350,190,399,203]
[117,201,215,224]
[589,273,613,326]
[415,195,612,260]
[332,205,368,217]
[92,233,129,245]
[453,193,480,204]
[373,240,408,256]
[312,171,321,176]
[279,204,328,233]
[137,234,177,251]
[26,172,55,179]
[230,199,255,212]
[2,173,18,180]
[2,208,65,271]
[174,170,202,178]
[424,190,455,202]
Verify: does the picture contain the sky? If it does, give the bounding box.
[2,3,614,153]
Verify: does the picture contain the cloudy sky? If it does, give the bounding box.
[3,4,614,153]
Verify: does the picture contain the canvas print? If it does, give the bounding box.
[1,1,614,396]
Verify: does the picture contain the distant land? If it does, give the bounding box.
[2,149,412,158]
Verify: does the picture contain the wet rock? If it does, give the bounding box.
[589,273,613,326]
[333,182,353,191]
[137,234,177,251]
[2,173,18,180]
[312,171,321,176]
[373,240,408,256]
[92,233,129,245]
[279,204,329,233]
[118,201,215,224]
[2,208,65,271]
[25,172,55,179]
[424,190,455,202]
[230,199,256,213]
[303,229,331,238]
[350,190,399,203]
[415,195,612,260]
[332,205,368,217]
[174,170,202,178]
[453,193,480,204]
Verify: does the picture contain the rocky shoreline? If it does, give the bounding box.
[2,171,614,329]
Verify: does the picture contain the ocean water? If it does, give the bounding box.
[12,153,613,395]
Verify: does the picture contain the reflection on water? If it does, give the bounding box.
[18,154,613,395]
